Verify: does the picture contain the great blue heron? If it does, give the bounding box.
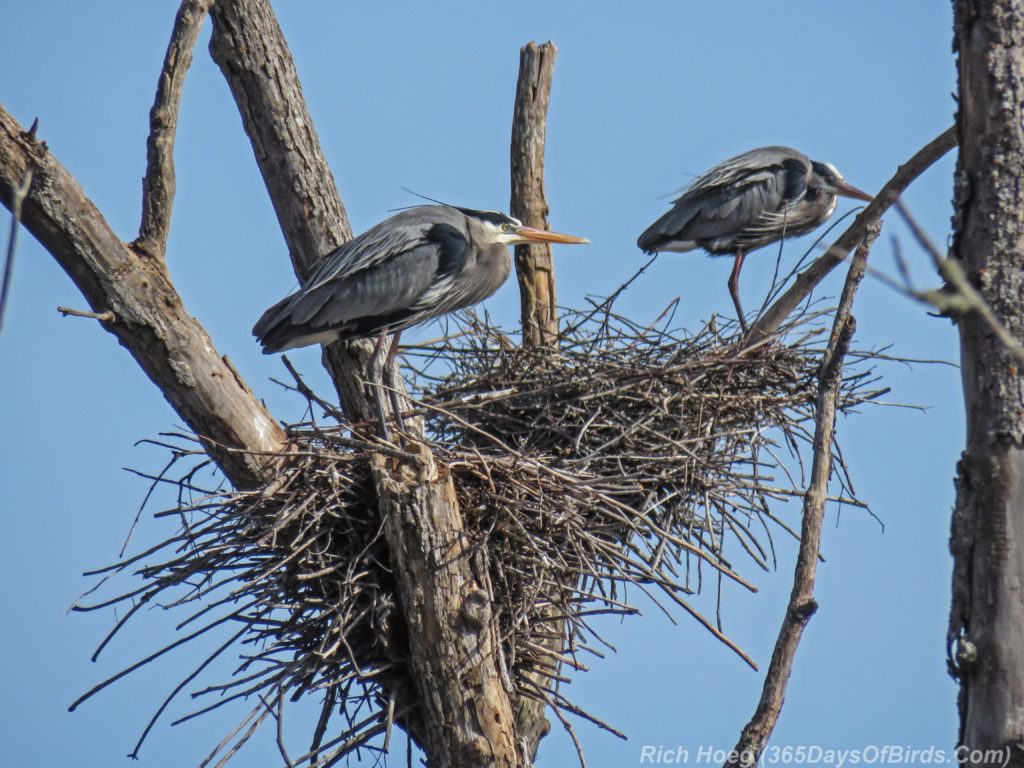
[637,146,873,331]
[254,204,588,433]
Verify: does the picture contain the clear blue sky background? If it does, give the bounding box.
[1,2,960,766]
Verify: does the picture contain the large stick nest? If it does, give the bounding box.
[75,304,884,766]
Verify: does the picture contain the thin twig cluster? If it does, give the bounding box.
[74,304,886,766]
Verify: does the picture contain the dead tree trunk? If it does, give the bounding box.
[508,40,561,759]
[950,1,1024,765]
[208,3,522,765]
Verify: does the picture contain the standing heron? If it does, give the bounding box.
[637,146,873,332]
[254,204,588,434]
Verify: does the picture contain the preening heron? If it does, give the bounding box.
[254,203,589,432]
[637,146,873,331]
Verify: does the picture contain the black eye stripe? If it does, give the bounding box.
[455,206,520,228]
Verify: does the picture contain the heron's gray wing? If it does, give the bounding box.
[254,217,472,351]
[252,245,441,351]
[293,243,442,327]
[298,205,468,294]
[638,150,809,252]
[302,219,427,292]
[690,146,806,192]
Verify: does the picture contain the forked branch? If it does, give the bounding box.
[0,107,286,489]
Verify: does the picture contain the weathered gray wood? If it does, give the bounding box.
[371,448,518,766]
[950,2,1024,764]
[208,2,522,764]
[511,41,559,348]
[0,107,286,490]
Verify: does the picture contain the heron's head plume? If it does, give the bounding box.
[809,160,874,203]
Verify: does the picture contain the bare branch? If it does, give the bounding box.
[0,106,286,489]
[511,41,559,348]
[728,223,881,766]
[892,201,1024,363]
[57,305,116,322]
[749,126,956,341]
[136,0,210,258]
[207,0,351,280]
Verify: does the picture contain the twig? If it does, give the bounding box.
[0,167,33,333]
[748,126,956,342]
[136,0,210,258]
[56,305,115,323]
[892,200,1024,363]
[726,224,880,767]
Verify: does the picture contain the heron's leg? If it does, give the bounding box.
[728,250,749,333]
[383,329,407,436]
[367,330,390,439]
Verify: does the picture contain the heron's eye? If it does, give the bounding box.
[501,223,516,233]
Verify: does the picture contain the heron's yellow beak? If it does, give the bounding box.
[514,226,590,245]
[834,181,874,203]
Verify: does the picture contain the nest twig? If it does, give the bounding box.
[72,300,889,766]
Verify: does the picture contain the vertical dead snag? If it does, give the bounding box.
[508,39,576,760]
[511,41,560,349]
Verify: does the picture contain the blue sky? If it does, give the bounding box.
[1,2,960,766]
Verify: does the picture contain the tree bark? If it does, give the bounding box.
[511,41,559,348]
[0,107,285,490]
[950,1,1024,765]
[208,2,522,764]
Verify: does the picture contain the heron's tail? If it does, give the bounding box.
[253,295,299,354]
